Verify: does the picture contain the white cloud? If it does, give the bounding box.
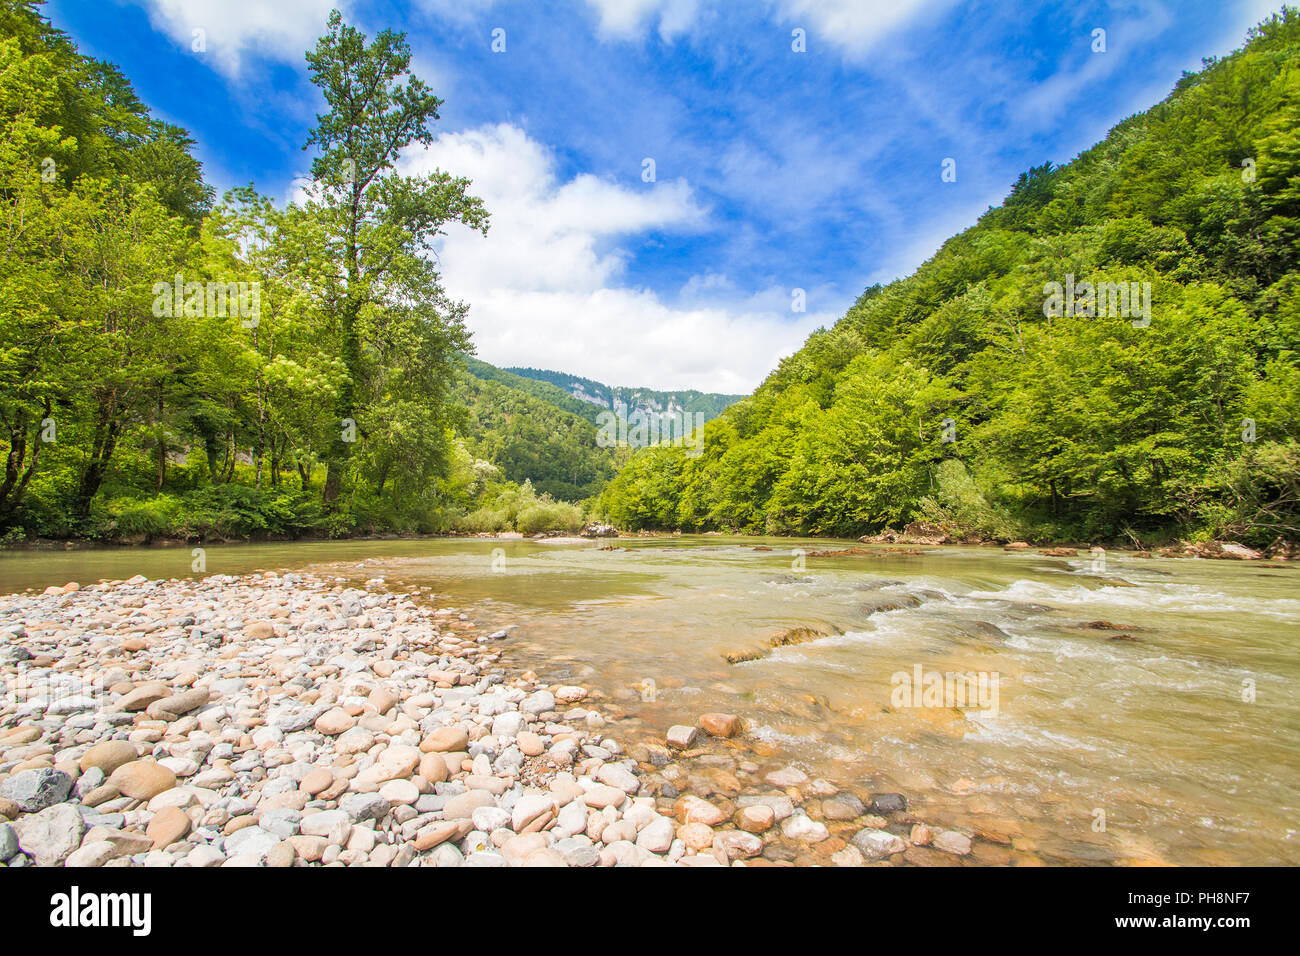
[584,0,703,41]
[769,0,956,56]
[134,0,348,76]
[1009,3,1174,127]
[399,123,825,392]
[582,0,949,52]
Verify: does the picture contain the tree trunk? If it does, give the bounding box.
[0,402,46,526]
[324,194,363,509]
[75,406,121,519]
[155,389,166,491]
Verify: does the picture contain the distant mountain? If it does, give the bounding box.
[454,358,617,501]
[503,366,745,423]
[461,357,606,424]
[454,359,743,502]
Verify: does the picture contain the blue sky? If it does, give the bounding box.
[46,0,1287,392]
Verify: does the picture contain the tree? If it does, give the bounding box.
[300,10,487,506]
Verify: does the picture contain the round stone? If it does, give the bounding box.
[79,740,139,775]
[108,760,177,800]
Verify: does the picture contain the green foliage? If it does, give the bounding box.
[0,3,585,542]
[917,459,1021,541]
[463,358,608,424]
[598,9,1300,546]
[504,366,744,423]
[449,478,584,534]
[454,365,616,501]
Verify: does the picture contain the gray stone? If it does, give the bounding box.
[431,843,464,867]
[259,808,302,839]
[822,793,866,819]
[871,792,907,813]
[852,827,906,860]
[554,836,599,867]
[340,792,390,823]
[0,768,73,812]
[462,850,509,867]
[13,803,85,866]
[223,826,279,861]
[666,725,698,749]
[520,690,555,715]
[0,822,17,861]
[596,763,639,794]
[471,806,510,832]
[491,712,525,737]
[74,767,106,799]
[635,815,675,853]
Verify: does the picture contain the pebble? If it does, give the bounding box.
[765,766,809,787]
[780,811,829,842]
[852,828,906,860]
[738,805,774,832]
[0,821,18,860]
[79,741,139,775]
[146,806,192,848]
[934,830,974,855]
[699,713,741,738]
[0,569,949,871]
[666,725,699,749]
[13,803,85,865]
[674,795,726,826]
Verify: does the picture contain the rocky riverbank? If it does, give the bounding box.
[0,571,980,867]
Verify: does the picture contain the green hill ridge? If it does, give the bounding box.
[596,10,1300,548]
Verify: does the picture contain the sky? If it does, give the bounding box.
[45,0,1289,393]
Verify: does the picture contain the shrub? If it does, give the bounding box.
[516,499,583,534]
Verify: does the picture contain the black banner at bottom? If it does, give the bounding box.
[0,865,1283,943]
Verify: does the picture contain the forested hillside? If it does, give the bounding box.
[598,10,1300,548]
[505,367,744,423]
[462,358,611,425]
[454,364,618,501]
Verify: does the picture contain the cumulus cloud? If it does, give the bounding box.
[132,0,349,75]
[399,123,826,391]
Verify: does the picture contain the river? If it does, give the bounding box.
[2,535,1296,865]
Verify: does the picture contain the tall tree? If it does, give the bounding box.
[301,10,487,506]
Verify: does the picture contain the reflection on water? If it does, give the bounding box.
[3,535,1297,865]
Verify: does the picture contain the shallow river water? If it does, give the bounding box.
[2,535,1297,865]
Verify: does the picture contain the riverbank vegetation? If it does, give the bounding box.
[0,2,595,543]
[597,11,1300,549]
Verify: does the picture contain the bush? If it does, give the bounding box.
[516,499,583,534]
[917,459,1023,541]
[112,497,180,539]
[452,506,511,533]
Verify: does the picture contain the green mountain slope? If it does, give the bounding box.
[597,10,1300,547]
[453,362,618,502]
[461,357,606,424]
[504,366,744,423]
